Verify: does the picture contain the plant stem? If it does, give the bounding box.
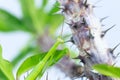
[25,37,63,80]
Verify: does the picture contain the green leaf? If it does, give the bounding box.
[17,49,68,78]
[11,44,36,67]
[37,9,48,30]
[20,0,35,32]
[16,52,45,77]
[48,14,63,34]
[93,64,120,78]
[49,1,60,15]
[0,46,14,80]
[37,2,63,34]
[0,59,14,80]
[0,45,14,80]
[0,70,8,80]
[41,0,48,8]
[20,0,32,19]
[0,9,30,32]
[20,0,42,33]
[46,2,63,34]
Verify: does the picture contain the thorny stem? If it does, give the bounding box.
[58,0,117,80]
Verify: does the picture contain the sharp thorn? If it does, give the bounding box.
[65,22,72,26]
[89,31,94,39]
[92,6,96,8]
[70,37,75,44]
[93,5,102,8]
[101,24,105,26]
[102,24,116,37]
[73,55,85,64]
[81,18,86,25]
[46,72,48,80]
[57,6,65,10]
[64,40,71,43]
[65,20,74,26]
[83,17,86,23]
[84,49,91,56]
[100,16,109,22]
[94,0,103,5]
[84,0,88,7]
[115,52,120,58]
[112,62,116,66]
[64,37,75,44]
[111,43,120,53]
[84,0,87,6]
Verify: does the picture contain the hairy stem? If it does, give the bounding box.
[58,0,116,80]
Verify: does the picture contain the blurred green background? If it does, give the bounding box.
[0,0,68,79]
[0,0,63,66]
